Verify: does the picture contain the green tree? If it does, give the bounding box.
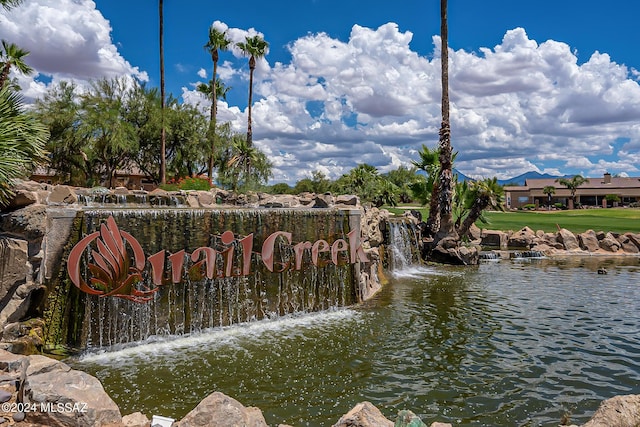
[219,134,272,192]
[203,25,231,179]
[0,40,34,90]
[236,35,268,146]
[412,144,441,234]
[435,0,456,239]
[0,86,48,205]
[385,165,418,203]
[456,177,505,238]
[34,81,90,185]
[556,175,589,208]
[542,185,556,208]
[79,78,138,188]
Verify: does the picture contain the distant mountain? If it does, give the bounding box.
[498,171,561,186]
[453,169,473,182]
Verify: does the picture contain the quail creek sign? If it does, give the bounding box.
[67,216,369,303]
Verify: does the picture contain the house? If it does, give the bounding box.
[505,173,640,209]
[30,165,157,191]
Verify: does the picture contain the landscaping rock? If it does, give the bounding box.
[122,411,150,427]
[581,394,640,427]
[556,228,580,251]
[578,230,600,252]
[47,185,77,205]
[616,234,639,253]
[480,230,507,249]
[599,232,621,252]
[508,227,536,248]
[395,409,427,426]
[177,391,268,427]
[332,401,393,427]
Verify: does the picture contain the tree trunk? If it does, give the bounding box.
[207,56,218,179]
[247,57,255,146]
[159,0,166,184]
[436,0,457,239]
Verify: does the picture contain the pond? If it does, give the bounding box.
[70,256,640,426]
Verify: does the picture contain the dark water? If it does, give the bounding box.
[70,256,640,426]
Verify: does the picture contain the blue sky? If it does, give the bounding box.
[2,0,640,184]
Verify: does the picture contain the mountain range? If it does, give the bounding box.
[454,170,564,186]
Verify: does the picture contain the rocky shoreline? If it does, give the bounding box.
[1,348,639,427]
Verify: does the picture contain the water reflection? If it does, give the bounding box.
[71,257,640,426]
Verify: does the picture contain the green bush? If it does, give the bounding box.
[554,202,566,210]
[522,203,536,210]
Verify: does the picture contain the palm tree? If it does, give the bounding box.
[412,144,441,235]
[0,86,48,206]
[224,134,272,192]
[457,177,505,239]
[0,40,34,90]
[158,0,166,184]
[542,185,556,209]
[435,0,457,239]
[204,25,231,179]
[236,35,268,147]
[1,0,23,10]
[556,175,589,209]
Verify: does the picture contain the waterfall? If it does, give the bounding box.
[386,218,422,271]
[44,208,365,351]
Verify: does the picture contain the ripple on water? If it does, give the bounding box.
[69,258,640,426]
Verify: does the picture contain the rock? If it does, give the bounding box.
[395,409,427,426]
[259,194,301,208]
[332,401,393,427]
[480,230,507,249]
[428,237,479,265]
[6,190,38,210]
[599,233,621,252]
[312,193,334,208]
[429,423,453,427]
[177,392,268,427]
[0,238,29,303]
[195,191,215,207]
[507,227,536,248]
[556,228,580,251]
[0,204,47,241]
[47,185,77,205]
[335,195,359,206]
[185,194,200,208]
[578,230,600,252]
[467,223,482,241]
[0,390,11,403]
[22,355,122,426]
[123,411,151,427]
[582,394,640,427]
[616,234,639,253]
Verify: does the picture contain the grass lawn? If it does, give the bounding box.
[385,206,640,234]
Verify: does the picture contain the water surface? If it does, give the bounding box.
[71,256,640,426]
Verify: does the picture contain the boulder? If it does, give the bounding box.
[599,233,621,252]
[22,354,122,426]
[6,190,38,210]
[480,230,507,249]
[195,190,215,207]
[47,185,77,205]
[428,237,479,265]
[335,194,359,206]
[507,227,536,248]
[582,394,640,427]
[616,234,639,253]
[185,194,200,208]
[332,401,393,427]
[122,411,150,427]
[556,228,580,251]
[578,230,600,252]
[395,409,428,426]
[625,233,640,250]
[0,238,29,303]
[177,391,268,427]
[312,193,334,208]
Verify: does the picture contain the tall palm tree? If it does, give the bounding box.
[0,40,34,89]
[436,0,456,239]
[204,25,231,179]
[158,0,166,184]
[542,185,556,209]
[556,175,589,208]
[236,35,268,147]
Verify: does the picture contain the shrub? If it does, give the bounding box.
[522,203,536,210]
[554,202,566,210]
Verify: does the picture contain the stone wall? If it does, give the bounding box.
[0,180,387,355]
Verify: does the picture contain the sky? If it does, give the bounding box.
[2,0,640,184]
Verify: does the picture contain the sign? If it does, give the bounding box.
[67,216,368,303]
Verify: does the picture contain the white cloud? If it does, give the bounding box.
[0,0,146,101]
[6,3,640,184]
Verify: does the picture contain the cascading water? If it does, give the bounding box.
[385,218,422,271]
[43,208,365,352]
